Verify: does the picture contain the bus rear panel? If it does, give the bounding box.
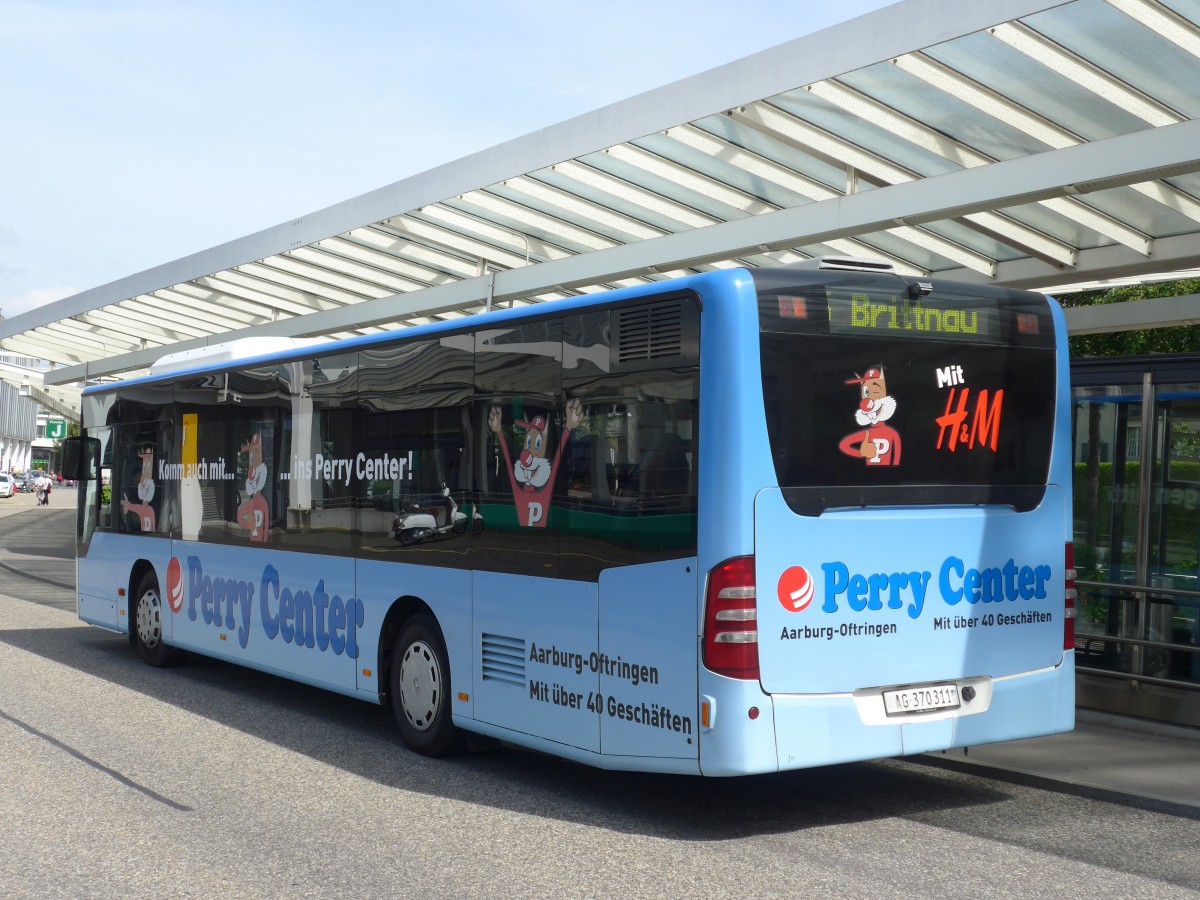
[695,263,1073,774]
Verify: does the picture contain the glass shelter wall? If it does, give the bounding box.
[1072,355,1200,726]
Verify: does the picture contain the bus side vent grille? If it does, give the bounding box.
[611,296,699,373]
[481,633,526,687]
[616,303,684,363]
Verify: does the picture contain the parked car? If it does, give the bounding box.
[0,473,14,499]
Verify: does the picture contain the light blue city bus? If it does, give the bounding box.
[63,258,1075,775]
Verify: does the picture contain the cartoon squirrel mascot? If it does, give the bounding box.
[838,366,901,466]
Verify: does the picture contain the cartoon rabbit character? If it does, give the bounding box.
[838,366,901,466]
[121,446,157,531]
[237,433,270,541]
[488,397,583,527]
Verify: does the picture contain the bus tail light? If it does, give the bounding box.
[703,556,759,680]
[1064,543,1077,651]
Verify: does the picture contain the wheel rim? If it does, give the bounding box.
[137,588,163,649]
[398,639,442,732]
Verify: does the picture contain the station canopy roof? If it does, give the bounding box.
[11,0,1200,388]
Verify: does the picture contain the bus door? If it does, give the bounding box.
[73,426,123,631]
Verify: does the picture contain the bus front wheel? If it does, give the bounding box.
[133,572,181,667]
[390,615,465,757]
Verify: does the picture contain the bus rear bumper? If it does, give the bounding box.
[700,655,1075,775]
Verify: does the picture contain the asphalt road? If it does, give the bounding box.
[0,504,1198,898]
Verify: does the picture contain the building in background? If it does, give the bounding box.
[0,355,78,476]
[0,379,38,475]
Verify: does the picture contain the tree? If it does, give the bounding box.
[1059,279,1200,356]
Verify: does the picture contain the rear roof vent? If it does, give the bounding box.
[791,256,898,274]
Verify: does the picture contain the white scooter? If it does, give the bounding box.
[390,487,483,545]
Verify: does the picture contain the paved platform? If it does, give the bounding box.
[1,499,1195,812]
[921,710,1200,818]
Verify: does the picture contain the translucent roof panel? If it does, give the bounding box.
[6,0,1200,388]
[768,89,963,179]
[924,32,1155,141]
[836,62,1056,162]
[1033,0,1200,118]
[691,112,859,195]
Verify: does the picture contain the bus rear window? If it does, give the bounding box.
[756,275,1056,515]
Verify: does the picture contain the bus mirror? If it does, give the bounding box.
[60,436,98,481]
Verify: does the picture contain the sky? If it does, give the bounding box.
[0,0,896,322]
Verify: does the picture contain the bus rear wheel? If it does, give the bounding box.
[390,615,465,757]
[133,572,181,667]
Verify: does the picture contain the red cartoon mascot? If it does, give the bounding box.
[838,366,901,466]
[488,398,582,527]
[237,433,270,541]
[121,446,157,532]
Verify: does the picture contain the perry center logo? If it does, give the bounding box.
[777,566,815,612]
[166,556,184,614]
[773,555,1055,622]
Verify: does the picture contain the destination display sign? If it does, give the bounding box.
[826,289,1002,343]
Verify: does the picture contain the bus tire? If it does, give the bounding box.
[390,615,465,757]
[133,572,180,667]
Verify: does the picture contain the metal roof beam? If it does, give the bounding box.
[9,327,130,361]
[550,156,718,229]
[248,255,391,302]
[367,217,535,271]
[194,271,338,318]
[1064,293,1200,334]
[503,174,668,242]
[355,224,483,278]
[39,317,145,353]
[140,289,264,331]
[111,297,222,336]
[453,191,618,254]
[1108,0,1200,58]
[232,262,366,309]
[334,228,461,286]
[278,244,429,294]
[74,307,202,344]
[413,205,573,264]
[945,230,1200,291]
[164,281,285,323]
[1,334,92,366]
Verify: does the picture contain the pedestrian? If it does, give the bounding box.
[35,472,51,506]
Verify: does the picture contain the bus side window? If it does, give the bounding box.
[641,432,690,495]
[118,429,164,534]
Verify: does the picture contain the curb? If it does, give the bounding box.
[0,557,75,591]
[914,752,1200,820]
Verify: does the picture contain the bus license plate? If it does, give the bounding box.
[883,684,960,716]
